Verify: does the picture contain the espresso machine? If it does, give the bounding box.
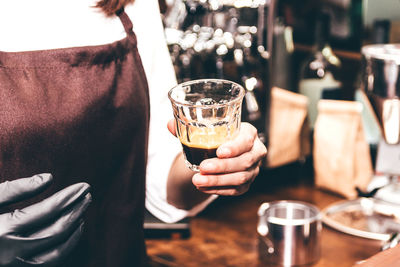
[362,44,400,204]
[163,0,280,152]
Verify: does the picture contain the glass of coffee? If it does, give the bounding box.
[168,79,245,172]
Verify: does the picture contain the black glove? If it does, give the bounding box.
[0,173,91,267]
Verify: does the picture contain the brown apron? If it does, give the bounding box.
[0,10,150,267]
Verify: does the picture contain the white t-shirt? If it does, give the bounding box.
[0,0,214,223]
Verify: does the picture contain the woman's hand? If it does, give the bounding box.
[0,174,91,267]
[167,120,267,196]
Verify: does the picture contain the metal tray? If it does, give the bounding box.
[322,198,400,241]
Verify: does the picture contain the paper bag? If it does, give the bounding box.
[267,87,310,168]
[313,100,373,199]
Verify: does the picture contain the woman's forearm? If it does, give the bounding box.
[166,153,210,210]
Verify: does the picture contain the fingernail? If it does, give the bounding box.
[217,147,230,157]
[201,161,215,171]
[85,193,92,202]
[33,173,52,184]
[80,221,85,232]
[193,175,208,186]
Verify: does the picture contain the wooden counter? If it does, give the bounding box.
[146,163,382,267]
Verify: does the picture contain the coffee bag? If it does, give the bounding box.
[314,100,373,198]
[267,87,310,168]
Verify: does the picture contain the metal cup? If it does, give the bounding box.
[257,200,322,266]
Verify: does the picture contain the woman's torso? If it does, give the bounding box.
[0,3,152,266]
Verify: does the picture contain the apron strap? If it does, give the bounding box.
[116,8,137,45]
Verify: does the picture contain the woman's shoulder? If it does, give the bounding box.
[0,0,136,51]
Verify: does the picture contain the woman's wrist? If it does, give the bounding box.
[166,153,209,210]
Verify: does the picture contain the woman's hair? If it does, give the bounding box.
[96,0,135,16]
